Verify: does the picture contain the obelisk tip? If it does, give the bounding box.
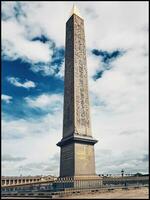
[70,4,82,18]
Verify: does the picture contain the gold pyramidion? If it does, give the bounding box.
[70,4,82,18]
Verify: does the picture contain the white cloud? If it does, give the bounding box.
[95,149,148,174]
[2,94,12,103]
[2,154,26,162]
[2,2,148,76]
[30,64,55,76]
[83,2,148,50]
[2,105,63,176]
[55,61,65,79]
[7,77,36,89]
[89,48,148,113]
[2,92,63,175]
[2,19,53,64]
[25,93,63,111]
[87,50,102,79]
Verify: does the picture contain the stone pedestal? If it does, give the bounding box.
[57,135,97,177]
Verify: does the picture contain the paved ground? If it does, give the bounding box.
[1,187,149,199]
[61,187,149,199]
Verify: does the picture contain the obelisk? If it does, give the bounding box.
[57,5,98,179]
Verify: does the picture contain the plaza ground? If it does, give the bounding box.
[61,187,149,199]
[1,186,149,199]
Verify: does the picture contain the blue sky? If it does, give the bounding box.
[2,50,64,119]
[2,1,148,176]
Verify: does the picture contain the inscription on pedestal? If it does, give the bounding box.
[75,143,96,175]
[60,144,74,177]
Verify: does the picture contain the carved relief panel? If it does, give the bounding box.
[63,15,92,138]
[74,15,91,136]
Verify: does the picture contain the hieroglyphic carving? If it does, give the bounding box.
[63,16,74,138]
[63,14,92,138]
[74,15,91,136]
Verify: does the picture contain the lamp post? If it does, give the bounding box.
[121,169,124,177]
[121,169,127,187]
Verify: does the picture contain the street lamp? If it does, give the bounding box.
[121,169,124,177]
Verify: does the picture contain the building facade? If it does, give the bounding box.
[1,175,56,186]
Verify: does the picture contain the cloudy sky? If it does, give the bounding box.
[2,1,148,176]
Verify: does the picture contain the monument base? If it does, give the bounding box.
[57,135,98,177]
